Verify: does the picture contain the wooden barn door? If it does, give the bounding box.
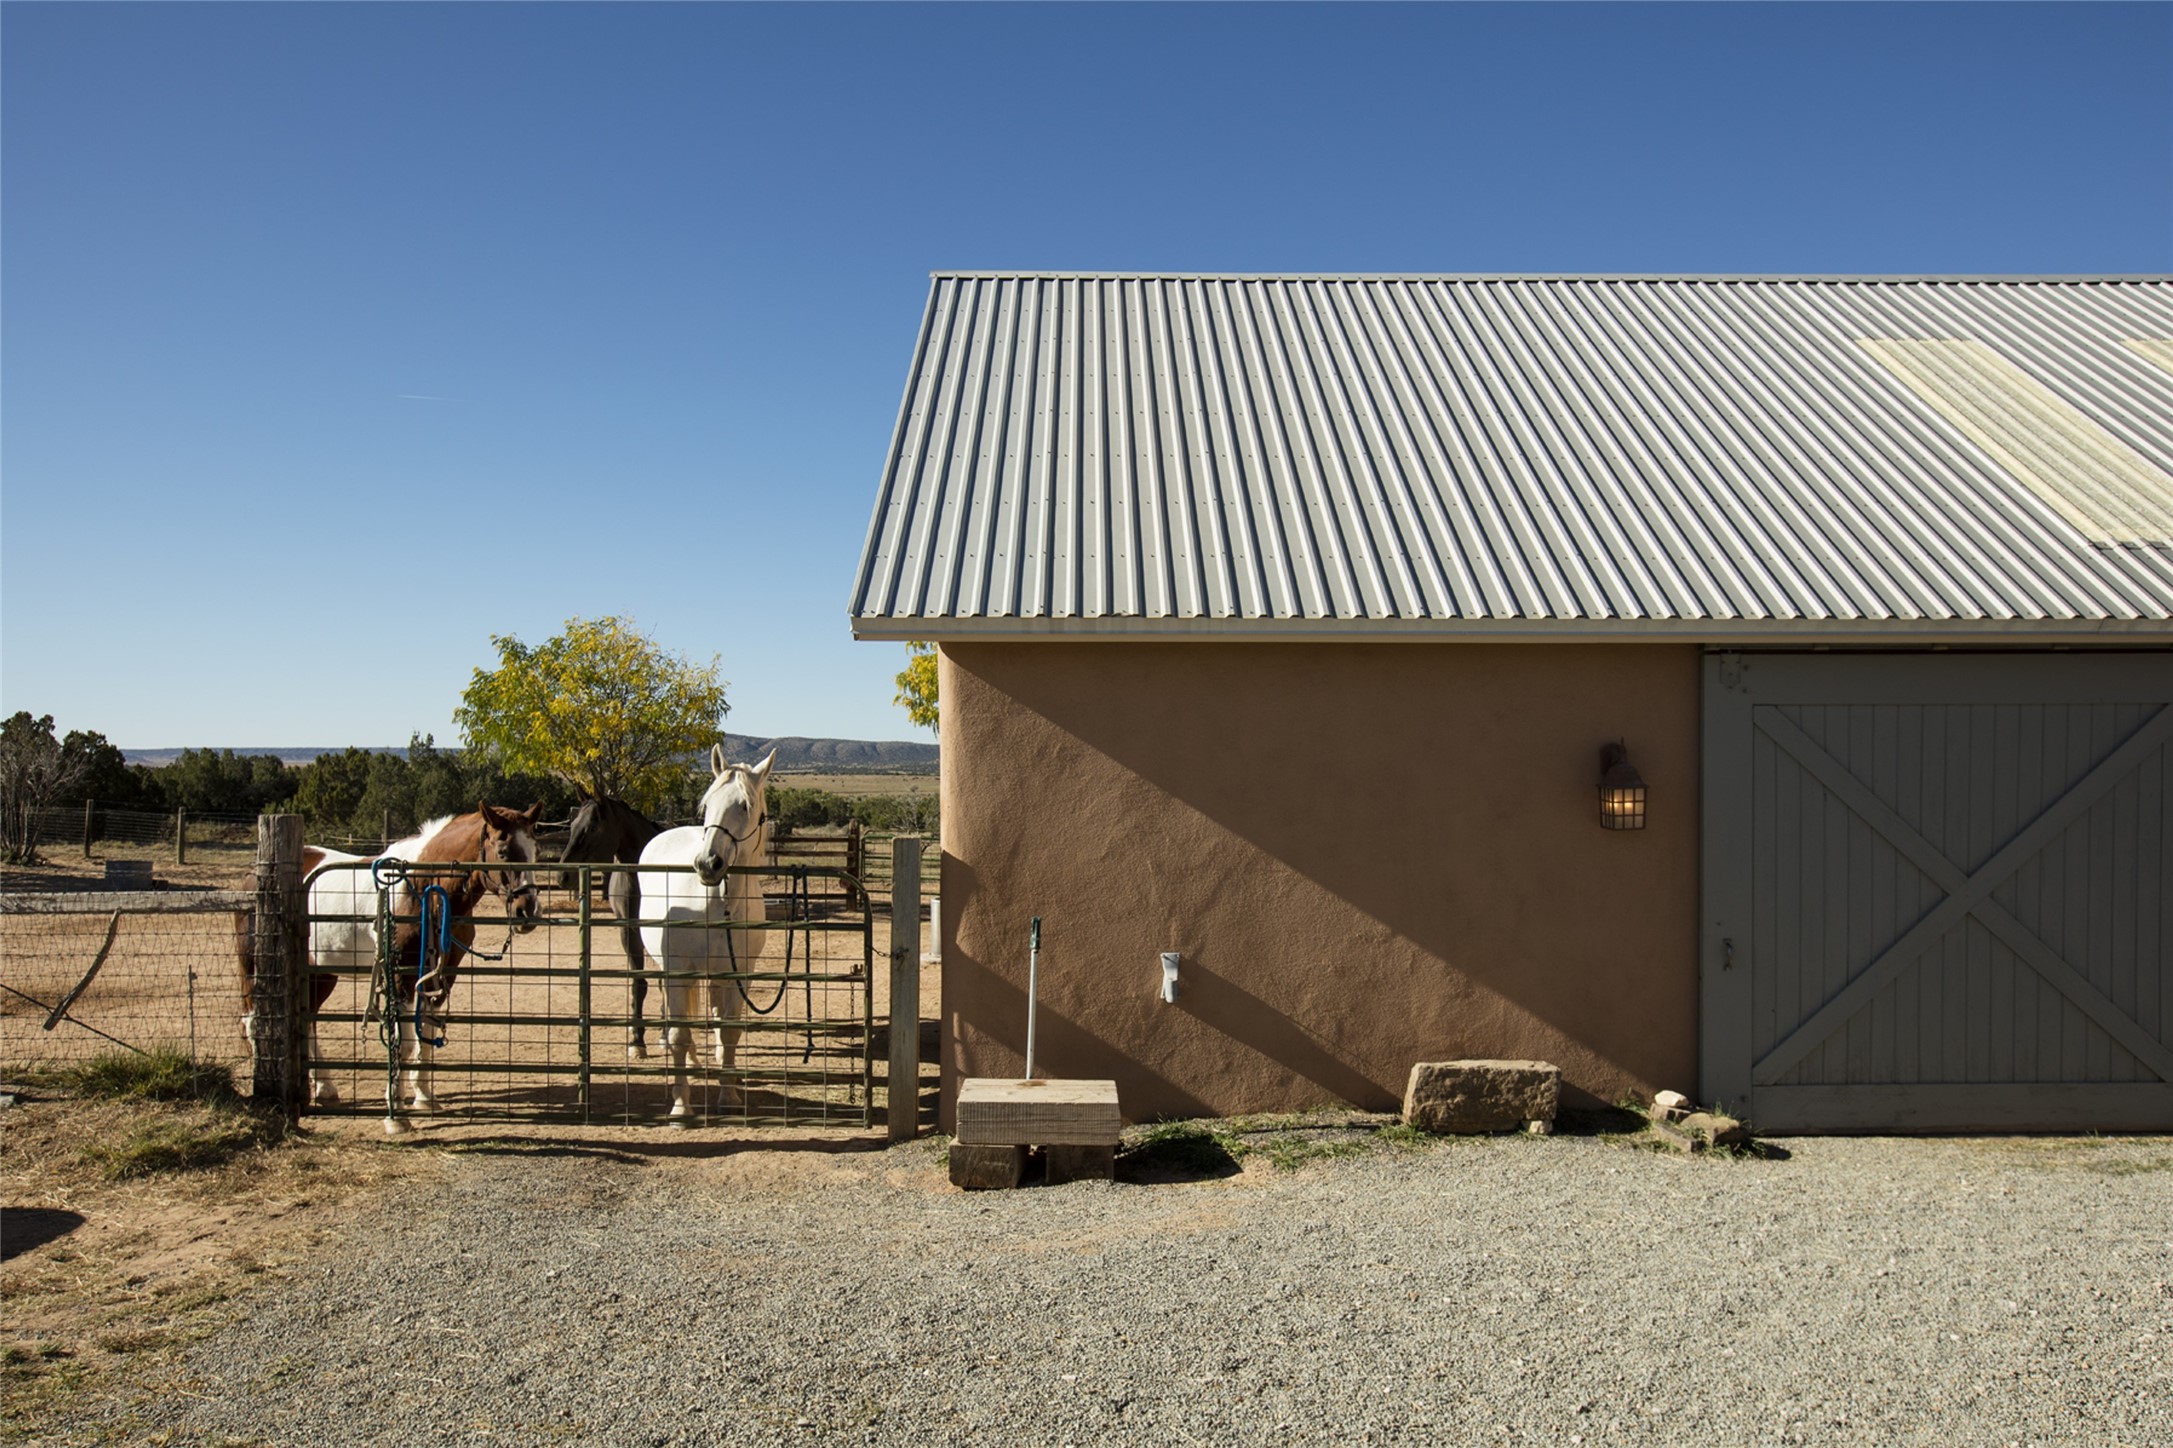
[1702,652,2173,1133]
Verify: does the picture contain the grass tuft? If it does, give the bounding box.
[62,1048,235,1103]
[83,1112,283,1182]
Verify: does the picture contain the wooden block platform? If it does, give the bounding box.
[955,1077,1121,1147]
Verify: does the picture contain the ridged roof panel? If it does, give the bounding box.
[851,275,2173,636]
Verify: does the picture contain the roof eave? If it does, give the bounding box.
[851,615,2173,645]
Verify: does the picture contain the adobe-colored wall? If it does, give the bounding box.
[937,641,1702,1125]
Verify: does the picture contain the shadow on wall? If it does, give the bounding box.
[942,642,1702,1117]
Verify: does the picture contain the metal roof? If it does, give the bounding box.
[850,275,2173,639]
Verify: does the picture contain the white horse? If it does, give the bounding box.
[637,745,776,1121]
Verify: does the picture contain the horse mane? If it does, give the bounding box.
[411,814,459,848]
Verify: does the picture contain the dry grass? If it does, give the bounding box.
[0,1081,442,1444]
[772,770,937,799]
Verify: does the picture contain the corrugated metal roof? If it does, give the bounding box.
[850,275,2173,638]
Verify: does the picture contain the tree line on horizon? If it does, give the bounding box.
[4,615,937,863]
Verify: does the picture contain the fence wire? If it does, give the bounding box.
[1,903,255,1091]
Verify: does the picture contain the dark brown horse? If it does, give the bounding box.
[560,794,667,1058]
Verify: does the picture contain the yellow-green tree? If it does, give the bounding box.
[455,616,728,807]
[893,641,938,732]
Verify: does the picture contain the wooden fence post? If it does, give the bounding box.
[82,800,95,859]
[888,835,923,1143]
[847,821,865,909]
[175,809,188,865]
[251,815,307,1117]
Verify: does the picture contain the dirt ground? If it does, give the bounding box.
[0,1089,923,1444]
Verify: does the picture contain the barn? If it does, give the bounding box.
[850,273,2173,1133]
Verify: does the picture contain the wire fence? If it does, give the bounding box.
[0,893,256,1094]
[298,862,880,1129]
[3,817,937,1118]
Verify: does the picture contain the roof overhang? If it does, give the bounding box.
[851,615,2173,645]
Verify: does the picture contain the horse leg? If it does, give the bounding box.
[624,924,649,1061]
[234,911,256,1050]
[616,875,650,1060]
[308,971,340,1106]
[711,976,744,1110]
[661,973,693,1122]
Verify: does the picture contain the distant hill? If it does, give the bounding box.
[123,735,939,773]
[723,734,939,772]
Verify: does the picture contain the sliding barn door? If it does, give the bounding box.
[1702,652,2173,1133]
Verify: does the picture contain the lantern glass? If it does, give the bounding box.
[1599,742,1647,830]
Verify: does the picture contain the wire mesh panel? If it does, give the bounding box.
[300,861,875,1128]
[0,896,256,1088]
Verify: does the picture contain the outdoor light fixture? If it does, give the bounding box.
[1598,741,1647,830]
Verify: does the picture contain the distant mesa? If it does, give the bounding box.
[122,734,939,773]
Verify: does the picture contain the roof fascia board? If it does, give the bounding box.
[931,271,2173,285]
[851,616,2173,645]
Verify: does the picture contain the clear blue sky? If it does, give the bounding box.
[4,2,2168,750]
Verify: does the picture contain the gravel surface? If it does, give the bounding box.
[68,1126,2173,1446]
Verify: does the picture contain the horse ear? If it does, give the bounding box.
[752,748,777,783]
[478,801,496,827]
[711,742,727,776]
[521,802,544,826]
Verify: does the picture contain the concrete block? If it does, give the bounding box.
[955,1077,1121,1147]
[949,1143,1025,1190]
[1403,1060,1561,1135]
[1043,1144,1116,1185]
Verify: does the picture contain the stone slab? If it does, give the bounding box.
[955,1077,1121,1146]
[1403,1059,1561,1135]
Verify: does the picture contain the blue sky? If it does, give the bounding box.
[4,2,2168,749]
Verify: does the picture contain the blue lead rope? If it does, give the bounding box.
[413,884,451,1049]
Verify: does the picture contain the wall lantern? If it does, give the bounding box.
[1598,741,1647,830]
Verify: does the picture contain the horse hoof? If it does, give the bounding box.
[311,1085,341,1107]
[383,1116,413,1137]
[628,1043,649,1061]
[411,1095,438,1112]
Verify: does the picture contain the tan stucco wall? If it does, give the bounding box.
[937,641,1702,1125]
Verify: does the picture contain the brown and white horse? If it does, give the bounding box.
[238,803,543,1130]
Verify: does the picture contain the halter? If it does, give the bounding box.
[693,772,766,881]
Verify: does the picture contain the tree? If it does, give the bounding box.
[152,748,297,815]
[293,747,379,828]
[0,713,90,864]
[454,615,728,808]
[893,641,938,733]
[58,728,136,805]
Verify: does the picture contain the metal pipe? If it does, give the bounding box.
[1024,915,1041,1081]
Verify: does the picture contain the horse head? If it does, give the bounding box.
[691,744,775,888]
[476,801,545,932]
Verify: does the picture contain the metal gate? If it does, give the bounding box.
[1703,651,2173,1133]
[298,860,875,1128]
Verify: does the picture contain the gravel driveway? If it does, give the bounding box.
[68,1125,2173,1447]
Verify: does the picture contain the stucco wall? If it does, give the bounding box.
[937,641,1701,1124]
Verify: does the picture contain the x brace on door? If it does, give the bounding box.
[1751,703,2173,1087]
